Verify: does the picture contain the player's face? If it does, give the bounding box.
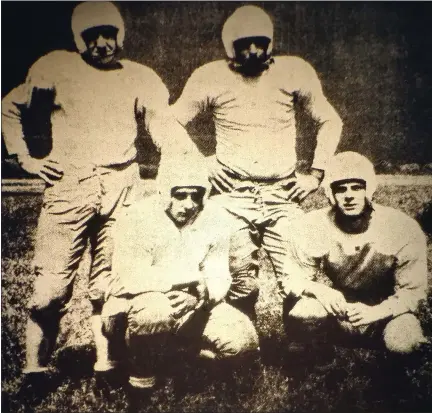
[332,180,367,216]
[82,25,119,67]
[233,36,271,76]
[168,187,204,227]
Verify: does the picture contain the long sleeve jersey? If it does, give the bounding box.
[108,196,234,306]
[2,50,195,169]
[283,204,428,316]
[172,56,343,179]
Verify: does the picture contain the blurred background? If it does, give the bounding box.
[2,1,432,179]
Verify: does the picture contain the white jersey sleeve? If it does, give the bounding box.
[1,51,60,157]
[282,215,324,298]
[379,219,428,316]
[134,64,201,161]
[292,57,343,171]
[171,64,214,126]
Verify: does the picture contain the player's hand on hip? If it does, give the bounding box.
[208,156,235,193]
[285,172,320,202]
[18,154,63,185]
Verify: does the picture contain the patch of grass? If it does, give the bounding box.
[2,184,432,412]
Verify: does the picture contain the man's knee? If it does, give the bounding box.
[219,324,259,359]
[284,297,328,324]
[128,293,174,337]
[383,313,426,355]
[28,275,72,319]
[209,305,260,359]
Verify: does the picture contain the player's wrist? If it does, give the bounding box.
[373,303,395,320]
[305,280,328,298]
[310,168,324,182]
[295,161,324,182]
[17,152,32,163]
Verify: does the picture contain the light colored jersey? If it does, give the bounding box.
[172,56,342,179]
[108,196,234,305]
[2,50,193,169]
[283,204,428,315]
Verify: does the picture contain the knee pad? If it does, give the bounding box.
[383,314,425,355]
[128,294,174,337]
[218,319,259,358]
[28,274,73,317]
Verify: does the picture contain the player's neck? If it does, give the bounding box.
[81,53,122,71]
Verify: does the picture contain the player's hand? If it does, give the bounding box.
[310,283,348,318]
[285,172,320,202]
[346,303,392,327]
[208,156,235,193]
[193,278,210,310]
[277,278,293,298]
[166,290,199,318]
[18,154,63,185]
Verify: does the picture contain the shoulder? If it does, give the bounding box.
[121,60,169,104]
[201,200,230,222]
[274,55,316,72]
[273,55,321,88]
[29,50,77,74]
[186,60,229,83]
[289,207,332,251]
[121,60,166,85]
[116,196,160,229]
[200,200,237,237]
[300,207,332,231]
[121,60,162,78]
[373,204,426,241]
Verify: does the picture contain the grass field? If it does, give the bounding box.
[2,182,432,413]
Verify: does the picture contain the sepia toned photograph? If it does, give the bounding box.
[2,1,432,412]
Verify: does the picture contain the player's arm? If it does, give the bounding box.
[2,84,31,159]
[377,226,428,318]
[282,221,347,317]
[109,212,172,298]
[347,224,428,327]
[297,59,343,173]
[286,59,343,202]
[171,66,213,127]
[137,71,202,163]
[199,231,232,308]
[173,67,239,192]
[2,54,63,184]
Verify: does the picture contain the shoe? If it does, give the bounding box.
[17,370,56,409]
[126,383,153,413]
[94,367,128,399]
[284,342,337,379]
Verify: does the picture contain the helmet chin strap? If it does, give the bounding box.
[81,49,122,70]
[228,55,275,77]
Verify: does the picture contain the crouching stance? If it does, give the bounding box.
[281,152,428,358]
[102,165,259,404]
